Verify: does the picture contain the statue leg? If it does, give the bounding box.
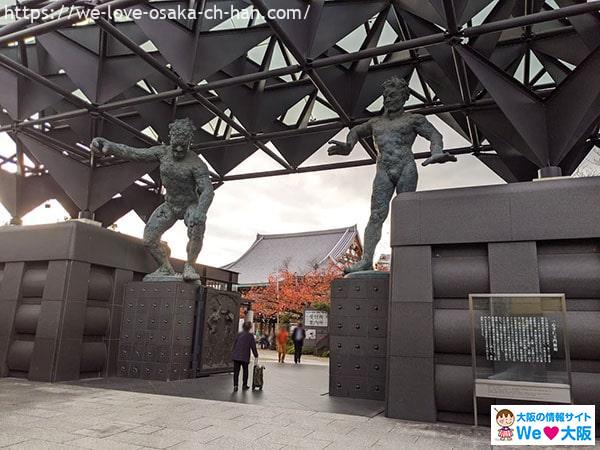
[143,203,177,276]
[345,169,395,274]
[182,205,207,281]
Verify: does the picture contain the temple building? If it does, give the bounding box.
[223,225,362,287]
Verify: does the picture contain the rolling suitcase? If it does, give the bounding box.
[252,359,265,391]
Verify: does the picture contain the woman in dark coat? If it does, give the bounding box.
[231,321,259,391]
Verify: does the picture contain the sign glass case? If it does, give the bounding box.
[469,294,570,385]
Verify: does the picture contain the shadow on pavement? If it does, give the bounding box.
[68,352,384,418]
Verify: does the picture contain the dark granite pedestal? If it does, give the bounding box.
[0,221,237,382]
[329,274,389,401]
[117,282,240,381]
[386,177,600,425]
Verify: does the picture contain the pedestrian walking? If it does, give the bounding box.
[231,321,258,391]
[292,322,306,364]
[276,326,289,363]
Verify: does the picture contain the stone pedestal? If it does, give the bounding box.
[387,177,600,425]
[117,281,240,381]
[329,274,389,401]
[0,222,237,382]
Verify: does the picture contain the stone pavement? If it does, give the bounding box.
[258,349,329,366]
[0,378,496,449]
[69,351,383,417]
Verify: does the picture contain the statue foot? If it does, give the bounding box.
[143,264,180,282]
[183,263,201,281]
[150,265,176,277]
[344,259,374,274]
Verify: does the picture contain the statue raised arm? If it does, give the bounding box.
[91,138,164,162]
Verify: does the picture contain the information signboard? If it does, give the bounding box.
[469,294,571,425]
[304,309,328,328]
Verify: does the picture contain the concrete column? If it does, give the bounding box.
[0,262,25,377]
[29,261,69,381]
[53,261,91,381]
[386,245,436,422]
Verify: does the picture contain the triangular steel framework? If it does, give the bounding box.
[0,0,598,225]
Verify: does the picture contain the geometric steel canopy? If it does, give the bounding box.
[0,0,599,225]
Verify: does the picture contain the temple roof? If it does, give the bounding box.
[223,225,360,286]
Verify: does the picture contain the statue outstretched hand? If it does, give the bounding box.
[327,140,352,156]
[421,152,457,166]
[91,137,110,154]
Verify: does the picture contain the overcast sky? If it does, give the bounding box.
[0,116,509,268]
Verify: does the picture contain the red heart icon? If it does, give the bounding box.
[544,426,559,440]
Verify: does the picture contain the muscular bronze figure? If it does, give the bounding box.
[328,77,457,274]
[92,118,213,281]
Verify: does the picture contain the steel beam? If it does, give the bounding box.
[462,1,600,37]
[0,48,157,148]
[0,26,576,134]
[95,16,292,172]
[0,0,596,183]
[221,143,485,182]
[442,0,480,148]
[0,96,497,143]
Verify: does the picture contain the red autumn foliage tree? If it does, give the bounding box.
[245,264,343,318]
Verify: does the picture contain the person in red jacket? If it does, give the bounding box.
[276,326,289,363]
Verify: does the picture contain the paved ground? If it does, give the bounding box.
[2,355,594,449]
[0,378,492,449]
[258,349,329,365]
[69,351,384,417]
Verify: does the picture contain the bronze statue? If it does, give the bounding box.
[328,77,457,274]
[92,118,213,282]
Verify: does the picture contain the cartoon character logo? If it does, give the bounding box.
[496,409,515,441]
